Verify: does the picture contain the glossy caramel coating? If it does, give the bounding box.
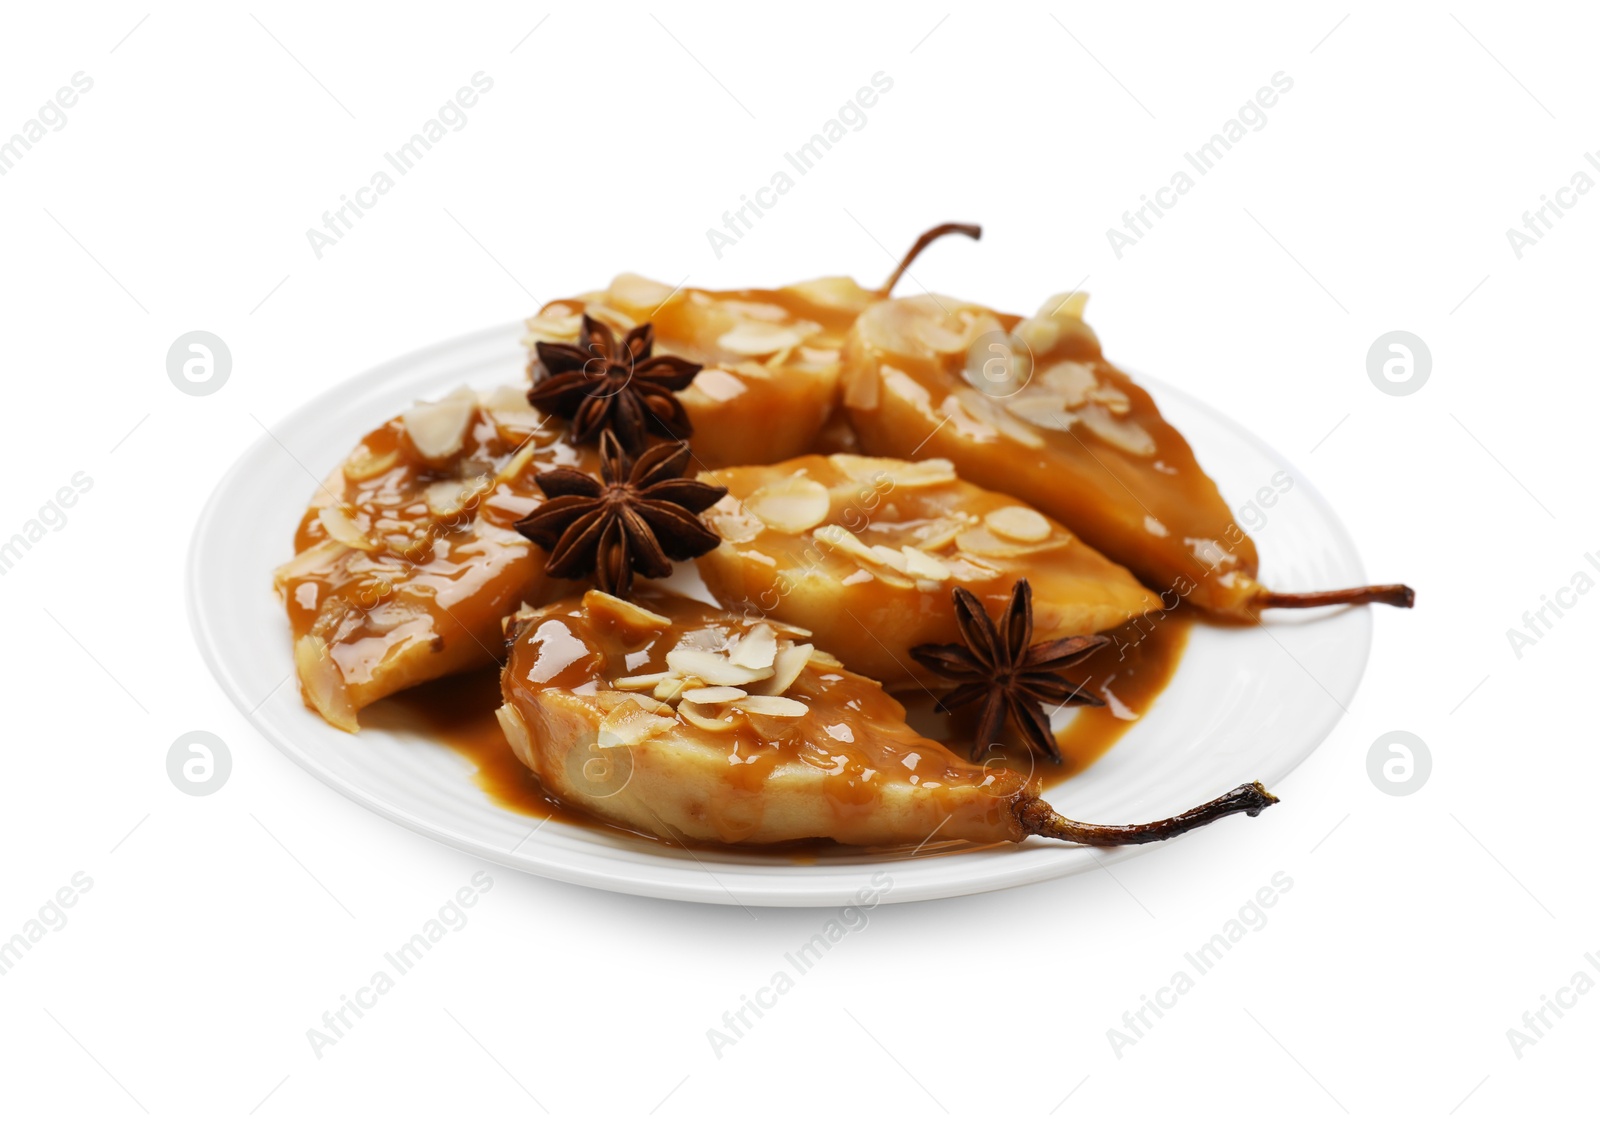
[841,293,1266,615]
[525,273,879,469]
[694,454,1158,686]
[497,591,1045,847]
[274,387,594,730]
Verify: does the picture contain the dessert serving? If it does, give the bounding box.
[271,224,1412,861]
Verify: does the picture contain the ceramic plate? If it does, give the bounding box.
[188,322,1373,906]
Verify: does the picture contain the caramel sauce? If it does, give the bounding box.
[697,454,1158,687]
[389,606,1191,843]
[897,610,1192,784]
[843,295,1262,613]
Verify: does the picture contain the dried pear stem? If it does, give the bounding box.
[1255,584,1415,610]
[879,222,982,296]
[1014,781,1279,847]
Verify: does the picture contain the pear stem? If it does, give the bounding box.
[1255,584,1415,610]
[1014,781,1279,847]
[879,223,982,296]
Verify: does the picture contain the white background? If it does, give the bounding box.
[1,1,1593,1124]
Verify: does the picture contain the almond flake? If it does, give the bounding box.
[402,387,477,462]
[983,506,1052,543]
[343,448,398,482]
[319,506,375,551]
[806,649,844,670]
[1079,402,1156,457]
[752,642,814,696]
[682,686,747,704]
[899,545,952,580]
[729,622,779,670]
[665,648,772,686]
[745,476,831,534]
[523,312,583,343]
[738,695,809,718]
[1005,396,1077,432]
[705,495,765,543]
[677,701,744,732]
[717,323,805,356]
[888,458,958,488]
[583,589,672,631]
[652,675,691,702]
[613,671,669,691]
[912,517,969,552]
[424,480,472,518]
[598,701,678,748]
[1037,361,1099,407]
[607,272,677,310]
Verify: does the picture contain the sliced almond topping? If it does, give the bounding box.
[1088,384,1132,414]
[1079,402,1157,457]
[682,685,747,705]
[738,695,809,718]
[401,387,477,462]
[806,649,844,670]
[495,441,541,484]
[343,448,398,482]
[318,506,376,551]
[677,700,744,732]
[652,674,692,702]
[598,700,678,748]
[729,622,779,670]
[752,642,814,696]
[899,544,952,581]
[1037,361,1099,407]
[983,506,1052,543]
[814,524,876,565]
[828,454,895,482]
[1005,395,1077,432]
[704,494,765,544]
[594,690,675,715]
[717,323,806,356]
[478,384,542,432]
[963,325,1030,398]
[745,476,831,534]
[952,388,1047,449]
[1012,316,1060,355]
[913,517,969,552]
[522,311,583,344]
[782,276,869,310]
[583,589,673,631]
[888,458,958,488]
[1038,290,1090,321]
[686,367,746,403]
[870,544,909,574]
[946,555,1003,581]
[424,480,471,518]
[956,525,1040,558]
[613,671,669,691]
[665,648,773,686]
[607,272,677,310]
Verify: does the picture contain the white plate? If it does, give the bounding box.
[188,322,1375,906]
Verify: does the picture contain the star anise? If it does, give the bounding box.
[910,579,1108,765]
[514,430,726,599]
[529,315,700,453]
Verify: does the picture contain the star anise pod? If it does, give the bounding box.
[910,579,1108,765]
[514,430,726,599]
[529,315,700,453]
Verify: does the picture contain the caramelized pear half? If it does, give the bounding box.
[692,453,1157,686]
[274,385,592,731]
[498,591,1277,849]
[841,292,1412,617]
[522,225,981,468]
